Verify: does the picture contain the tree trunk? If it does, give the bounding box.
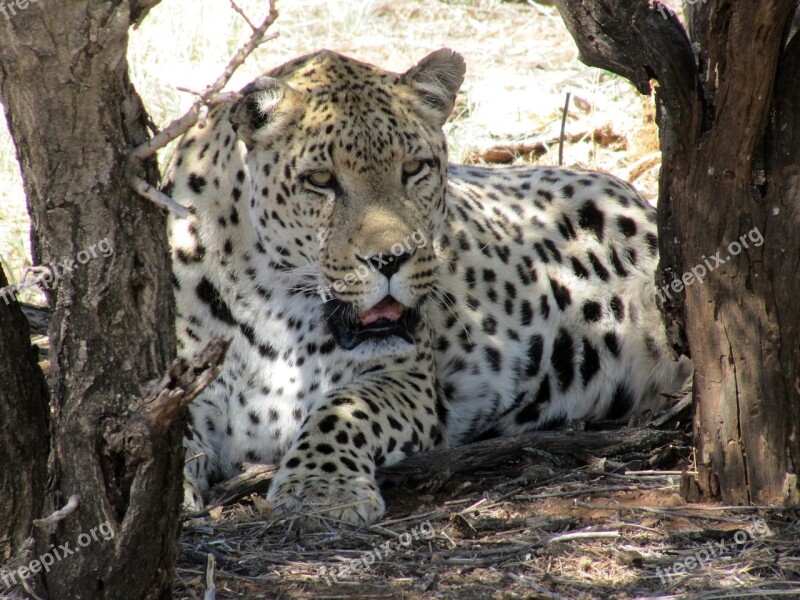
[0,266,49,567]
[552,0,800,505]
[0,1,182,598]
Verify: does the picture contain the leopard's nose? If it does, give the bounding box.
[357,250,414,279]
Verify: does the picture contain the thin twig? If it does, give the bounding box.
[33,494,80,528]
[19,265,53,288]
[130,176,190,218]
[131,1,277,163]
[543,530,620,544]
[203,553,216,600]
[558,90,571,166]
[20,577,46,600]
[175,86,202,97]
[127,0,279,217]
[456,498,490,515]
[229,0,257,30]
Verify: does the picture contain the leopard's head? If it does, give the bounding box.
[231,49,465,352]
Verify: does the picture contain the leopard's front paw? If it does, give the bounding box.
[267,470,385,529]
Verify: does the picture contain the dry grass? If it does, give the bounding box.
[172,396,800,599]
[175,431,800,599]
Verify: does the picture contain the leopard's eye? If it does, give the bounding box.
[402,160,424,177]
[306,170,336,188]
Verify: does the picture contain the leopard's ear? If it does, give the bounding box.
[230,77,300,148]
[402,48,466,126]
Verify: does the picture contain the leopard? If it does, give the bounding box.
[167,48,691,528]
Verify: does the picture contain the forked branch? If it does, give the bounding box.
[127,0,279,217]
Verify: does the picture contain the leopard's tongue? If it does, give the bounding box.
[359,296,405,325]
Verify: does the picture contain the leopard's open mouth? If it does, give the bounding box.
[323,295,421,350]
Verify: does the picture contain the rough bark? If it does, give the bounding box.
[0,1,185,598]
[552,0,800,505]
[0,267,49,565]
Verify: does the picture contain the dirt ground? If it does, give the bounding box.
[1,1,799,599]
[175,402,800,599]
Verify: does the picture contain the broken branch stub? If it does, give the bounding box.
[108,337,230,463]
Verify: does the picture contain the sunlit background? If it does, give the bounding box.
[0,0,674,304]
